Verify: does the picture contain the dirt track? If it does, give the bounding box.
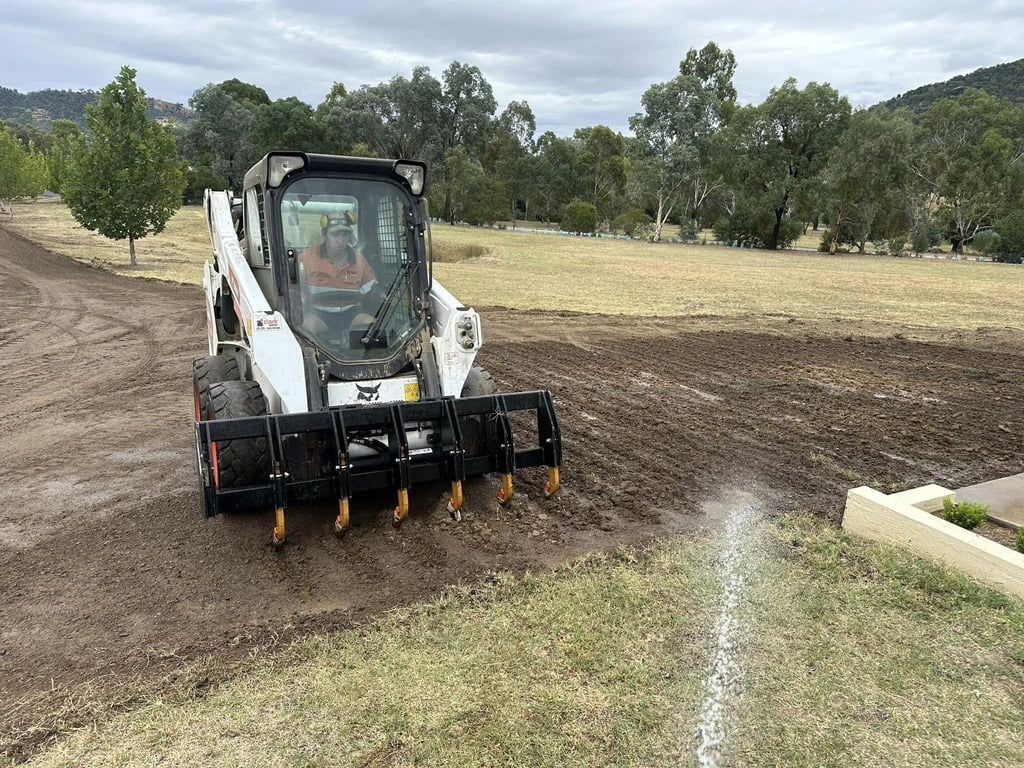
[2,229,1022,759]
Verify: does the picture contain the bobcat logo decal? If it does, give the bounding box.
[356,382,382,402]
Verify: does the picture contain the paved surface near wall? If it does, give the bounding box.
[959,472,1024,529]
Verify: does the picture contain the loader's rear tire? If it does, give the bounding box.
[460,366,498,460]
[193,355,240,420]
[202,380,269,488]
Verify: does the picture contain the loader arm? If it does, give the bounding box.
[204,190,307,414]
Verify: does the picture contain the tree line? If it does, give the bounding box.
[2,44,1023,262]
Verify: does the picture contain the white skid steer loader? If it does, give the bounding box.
[194,152,562,547]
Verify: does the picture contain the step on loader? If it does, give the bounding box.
[193,152,563,547]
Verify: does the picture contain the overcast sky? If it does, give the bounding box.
[2,0,1021,134]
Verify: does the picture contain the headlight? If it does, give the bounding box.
[395,162,425,195]
[268,154,305,187]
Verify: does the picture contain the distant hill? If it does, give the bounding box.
[0,87,193,130]
[876,58,1024,116]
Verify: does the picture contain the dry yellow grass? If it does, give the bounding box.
[432,224,1023,329]
[5,200,209,283]
[6,202,1022,329]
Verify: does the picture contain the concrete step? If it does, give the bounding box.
[958,472,1024,531]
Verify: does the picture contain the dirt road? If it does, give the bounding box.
[2,229,1022,759]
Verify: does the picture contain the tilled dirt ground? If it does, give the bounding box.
[2,229,1022,760]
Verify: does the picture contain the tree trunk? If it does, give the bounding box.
[812,213,819,231]
[829,207,843,255]
[769,208,784,250]
[653,196,664,242]
[129,236,137,268]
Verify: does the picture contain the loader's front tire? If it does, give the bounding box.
[460,366,498,460]
[202,381,269,488]
[193,355,240,420]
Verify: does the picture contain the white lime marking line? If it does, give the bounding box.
[696,500,759,768]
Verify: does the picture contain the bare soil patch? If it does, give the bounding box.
[1,230,1022,761]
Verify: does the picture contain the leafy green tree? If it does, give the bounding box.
[319,67,442,159]
[436,62,497,220]
[185,83,259,188]
[217,78,270,108]
[721,79,850,249]
[462,175,508,226]
[486,100,536,226]
[182,164,227,205]
[680,42,738,104]
[3,119,50,152]
[250,97,321,155]
[431,146,482,222]
[561,200,598,233]
[0,127,48,213]
[911,89,1024,253]
[64,66,185,266]
[315,81,349,149]
[821,109,914,253]
[532,131,579,222]
[574,125,626,222]
[45,119,82,196]
[629,42,737,240]
[318,81,348,112]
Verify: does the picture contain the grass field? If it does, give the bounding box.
[6,201,1022,330]
[25,517,1024,768]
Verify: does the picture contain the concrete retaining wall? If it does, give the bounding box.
[843,484,1024,600]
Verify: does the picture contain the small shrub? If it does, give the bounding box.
[970,229,1000,256]
[675,218,699,243]
[993,210,1024,264]
[873,236,906,256]
[611,207,652,238]
[714,204,802,250]
[910,217,942,255]
[941,497,988,530]
[818,219,859,252]
[1016,527,1024,553]
[561,200,598,234]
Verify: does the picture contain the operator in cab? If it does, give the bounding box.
[299,210,382,337]
[300,210,376,290]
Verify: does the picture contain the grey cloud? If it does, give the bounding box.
[1,0,1021,135]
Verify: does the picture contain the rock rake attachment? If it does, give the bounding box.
[195,391,562,547]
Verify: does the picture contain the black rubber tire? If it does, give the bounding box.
[203,380,269,488]
[193,355,241,419]
[460,366,498,458]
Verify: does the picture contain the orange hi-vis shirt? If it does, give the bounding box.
[300,245,376,290]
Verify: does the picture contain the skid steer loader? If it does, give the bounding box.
[193,152,562,547]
